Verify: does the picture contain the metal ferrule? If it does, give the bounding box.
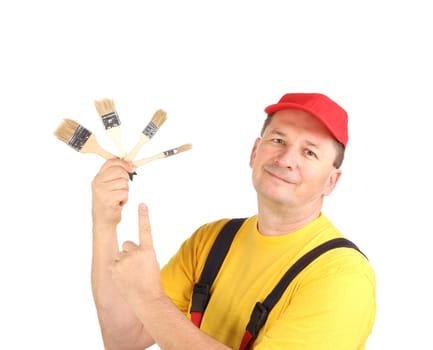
[101,112,121,129]
[163,148,178,157]
[142,121,159,138]
[68,125,91,152]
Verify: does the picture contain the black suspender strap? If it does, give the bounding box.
[239,237,366,350]
[190,218,247,327]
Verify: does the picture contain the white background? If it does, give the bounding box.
[1,1,432,349]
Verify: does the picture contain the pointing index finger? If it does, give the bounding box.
[138,203,153,247]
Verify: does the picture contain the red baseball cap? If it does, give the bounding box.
[264,93,348,148]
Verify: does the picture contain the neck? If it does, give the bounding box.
[256,197,323,236]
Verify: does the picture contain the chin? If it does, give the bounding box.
[259,189,293,206]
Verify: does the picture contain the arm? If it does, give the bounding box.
[91,159,154,349]
[112,204,233,350]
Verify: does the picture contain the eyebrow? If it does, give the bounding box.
[268,130,286,137]
[305,140,320,149]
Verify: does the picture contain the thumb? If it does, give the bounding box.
[138,203,153,247]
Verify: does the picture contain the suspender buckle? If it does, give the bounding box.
[246,302,269,339]
[190,283,211,312]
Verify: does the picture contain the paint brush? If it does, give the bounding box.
[54,118,116,159]
[124,109,167,161]
[94,98,127,158]
[133,143,192,168]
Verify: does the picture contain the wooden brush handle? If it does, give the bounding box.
[106,128,126,158]
[133,153,165,167]
[124,134,149,161]
[82,135,117,159]
[95,147,117,160]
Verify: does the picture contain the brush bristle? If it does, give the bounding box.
[95,98,116,116]
[54,118,80,143]
[176,143,193,153]
[151,109,167,127]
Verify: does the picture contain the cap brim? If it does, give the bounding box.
[265,102,316,116]
[264,103,342,147]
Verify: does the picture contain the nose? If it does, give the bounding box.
[274,145,298,169]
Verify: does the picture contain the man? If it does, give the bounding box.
[91,93,376,349]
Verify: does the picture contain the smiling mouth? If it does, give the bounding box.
[264,166,298,185]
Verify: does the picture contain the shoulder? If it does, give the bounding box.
[308,214,376,283]
[187,217,255,256]
[298,240,376,298]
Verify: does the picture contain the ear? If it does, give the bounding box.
[323,168,342,196]
[249,138,261,168]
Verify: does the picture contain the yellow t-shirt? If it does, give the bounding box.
[161,214,376,349]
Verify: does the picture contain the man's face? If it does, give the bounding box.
[250,109,342,210]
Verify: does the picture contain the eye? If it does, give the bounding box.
[271,138,286,145]
[305,149,318,158]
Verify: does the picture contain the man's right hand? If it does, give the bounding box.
[91,159,136,231]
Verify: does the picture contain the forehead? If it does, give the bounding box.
[267,109,334,140]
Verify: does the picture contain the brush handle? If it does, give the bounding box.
[94,148,117,160]
[106,127,126,158]
[124,134,150,161]
[81,135,117,159]
[133,153,165,167]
